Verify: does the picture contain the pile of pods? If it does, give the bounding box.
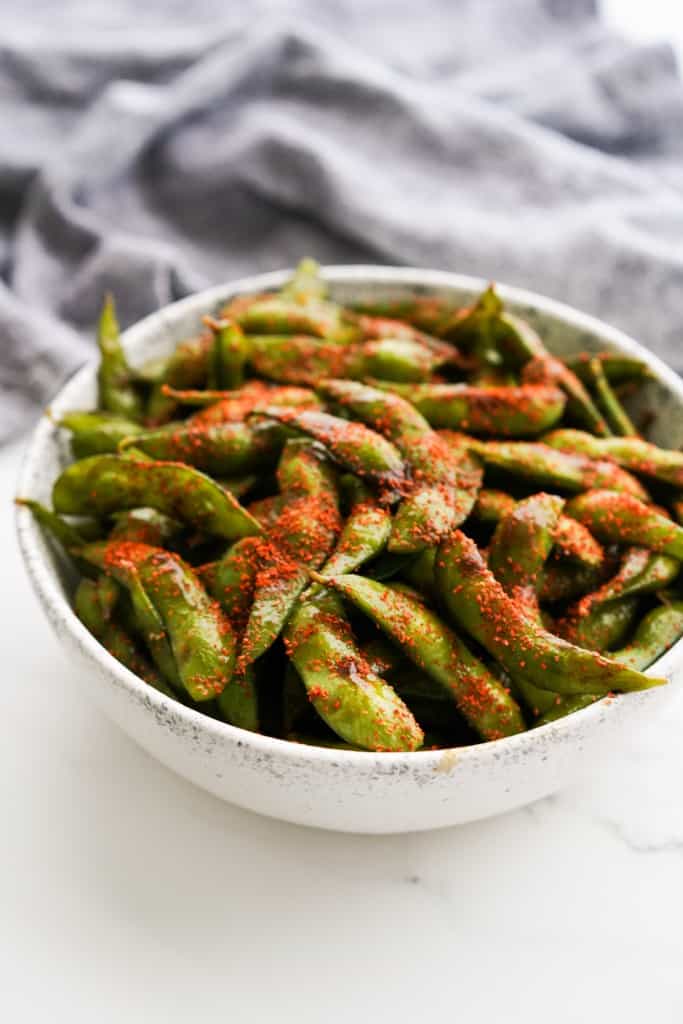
[21,260,683,751]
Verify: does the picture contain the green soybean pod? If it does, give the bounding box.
[96,295,144,421]
[60,411,144,457]
[284,591,423,752]
[368,380,566,436]
[204,316,250,390]
[52,454,262,540]
[611,602,683,670]
[310,571,525,741]
[434,529,666,697]
[566,491,683,559]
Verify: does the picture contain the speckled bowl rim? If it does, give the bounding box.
[16,266,683,773]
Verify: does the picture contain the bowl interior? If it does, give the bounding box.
[16,266,683,755]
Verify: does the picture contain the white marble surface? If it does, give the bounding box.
[5,6,683,1019]
[4,414,683,1024]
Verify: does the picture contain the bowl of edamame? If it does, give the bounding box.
[16,264,683,832]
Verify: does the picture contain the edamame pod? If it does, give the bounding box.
[522,354,610,436]
[284,591,423,752]
[119,419,284,476]
[147,331,213,424]
[611,602,683,670]
[566,491,683,559]
[96,295,144,420]
[109,508,181,547]
[81,541,258,728]
[316,478,391,579]
[543,429,683,489]
[486,493,565,715]
[53,454,262,540]
[369,380,566,436]
[466,439,648,498]
[240,441,341,665]
[204,316,249,390]
[565,352,650,384]
[311,572,525,741]
[253,405,406,489]
[434,530,666,696]
[60,411,144,457]
[318,380,482,552]
[74,576,174,697]
[488,493,565,616]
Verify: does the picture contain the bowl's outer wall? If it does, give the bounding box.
[16,268,683,833]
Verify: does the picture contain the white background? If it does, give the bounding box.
[3,5,683,1022]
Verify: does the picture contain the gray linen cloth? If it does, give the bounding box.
[2,0,682,441]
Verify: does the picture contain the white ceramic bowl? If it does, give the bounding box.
[16,267,683,833]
